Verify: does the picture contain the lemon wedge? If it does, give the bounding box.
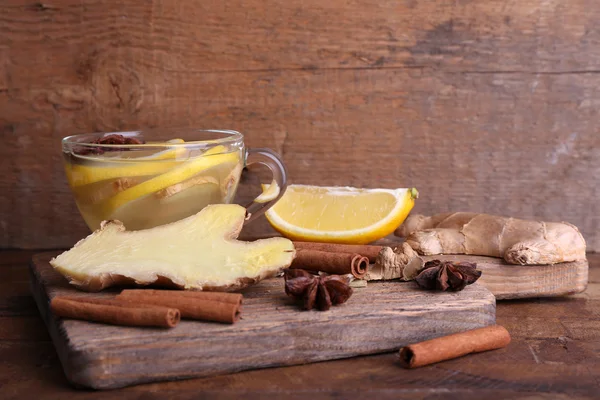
[100,146,239,218]
[265,185,418,244]
[66,139,187,187]
[254,180,281,203]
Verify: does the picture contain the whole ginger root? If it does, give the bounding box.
[395,212,586,265]
[366,243,424,281]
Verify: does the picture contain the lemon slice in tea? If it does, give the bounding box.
[66,139,187,187]
[99,146,239,218]
[109,177,222,231]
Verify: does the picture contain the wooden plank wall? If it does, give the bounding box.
[1,0,599,250]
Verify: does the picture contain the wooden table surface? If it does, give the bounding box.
[2,250,600,399]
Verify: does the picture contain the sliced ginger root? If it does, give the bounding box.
[50,204,295,291]
[395,212,586,265]
[74,177,142,205]
[155,176,220,199]
[221,163,243,198]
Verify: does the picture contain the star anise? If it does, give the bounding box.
[284,269,353,311]
[415,260,482,292]
[75,134,145,155]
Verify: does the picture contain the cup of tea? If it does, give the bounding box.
[61,129,287,231]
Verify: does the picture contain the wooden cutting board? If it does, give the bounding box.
[30,252,496,389]
[417,254,588,300]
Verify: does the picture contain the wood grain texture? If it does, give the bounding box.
[417,254,589,300]
[30,252,495,389]
[0,251,598,398]
[1,0,599,252]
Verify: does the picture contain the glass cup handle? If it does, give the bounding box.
[243,148,288,223]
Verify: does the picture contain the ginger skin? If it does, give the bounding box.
[366,243,424,281]
[395,212,586,265]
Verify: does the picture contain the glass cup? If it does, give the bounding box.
[61,129,287,231]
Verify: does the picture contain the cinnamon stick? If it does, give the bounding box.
[50,296,180,328]
[116,290,242,324]
[118,289,242,305]
[293,241,383,262]
[291,249,369,279]
[398,325,511,368]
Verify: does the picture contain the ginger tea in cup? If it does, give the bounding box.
[62,129,287,231]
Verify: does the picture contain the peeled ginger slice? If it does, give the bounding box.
[50,204,295,291]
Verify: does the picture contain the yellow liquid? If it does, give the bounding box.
[65,148,243,231]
